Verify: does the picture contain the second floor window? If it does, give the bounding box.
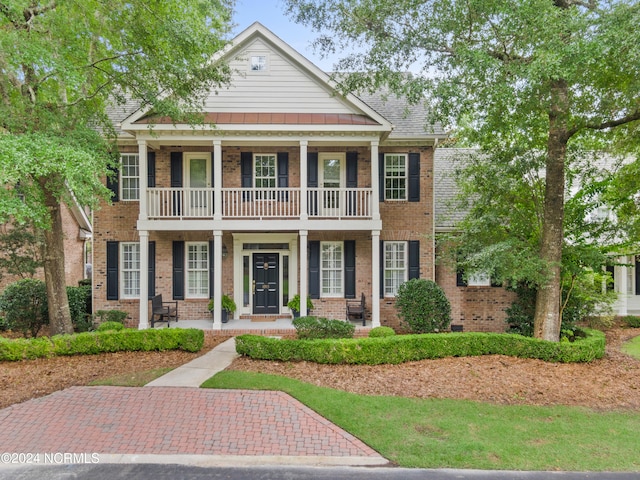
[120,154,140,200]
[121,242,140,298]
[255,154,277,199]
[384,154,407,200]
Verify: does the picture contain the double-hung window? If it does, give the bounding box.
[120,154,140,200]
[121,242,140,298]
[384,241,407,296]
[384,154,407,200]
[186,242,209,298]
[321,241,343,297]
[254,154,277,200]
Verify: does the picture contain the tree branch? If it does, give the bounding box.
[569,108,640,137]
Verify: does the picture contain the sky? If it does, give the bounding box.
[231,0,337,71]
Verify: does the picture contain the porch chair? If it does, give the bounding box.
[151,294,178,328]
[346,292,366,326]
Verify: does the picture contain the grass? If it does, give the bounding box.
[89,367,174,387]
[622,335,640,360]
[203,371,640,471]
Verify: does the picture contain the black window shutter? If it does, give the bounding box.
[346,152,358,187]
[277,152,289,188]
[147,152,156,188]
[172,241,185,300]
[309,241,320,299]
[170,152,183,187]
[408,240,420,279]
[106,241,119,300]
[408,153,420,202]
[209,240,215,299]
[107,164,119,202]
[344,240,356,299]
[307,152,318,215]
[241,152,253,188]
[379,153,385,202]
[148,241,156,299]
[636,257,640,296]
[380,240,384,298]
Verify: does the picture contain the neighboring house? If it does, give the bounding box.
[0,198,92,292]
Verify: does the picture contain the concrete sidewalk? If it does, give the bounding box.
[145,337,239,387]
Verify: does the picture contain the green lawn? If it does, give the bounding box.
[203,371,640,471]
[622,335,640,360]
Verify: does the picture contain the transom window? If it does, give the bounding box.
[186,242,209,298]
[384,154,407,200]
[321,242,343,297]
[121,242,140,298]
[120,154,140,200]
[254,154,277,200]
[384,241,407,296]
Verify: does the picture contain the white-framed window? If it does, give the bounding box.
[254,154,277,199]
[384,241,407,296]
[250,55,267,71]
[186,242,209,298]
[120,154,140,200]
[321,241,343,297]
[384,153,407,200]
[121,242,140,298]
[468,272,491,287]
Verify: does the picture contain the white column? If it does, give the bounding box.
[213,140,222,221]
[371,230,381,327]
[212,230,223,330]
[137,140,148,221]
[370,140,380,221]
[619,258,629,316]
[300,140,308,220]
[299,230,308,316]
[138,230,149,329]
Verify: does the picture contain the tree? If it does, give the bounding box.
[284,0,640,340]
[0,0,233,334]
[0,221,43,281]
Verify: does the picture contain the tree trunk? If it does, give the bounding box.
[533,79,569,342]
[39,175,74,335]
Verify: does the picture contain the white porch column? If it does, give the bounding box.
[212,230,223,330]
[299,230,308,316]
[300,140,308,220]
[138,230,149,329]
[619,258,629,316]
[213,140,222,221]
[370,140,380,221]
[137,140,148,221]
[371,230,381,327]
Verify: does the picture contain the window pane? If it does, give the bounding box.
[384,242,406,296]
[121,243,140,298]
[384,154,407,200]
[121,154,140,200]
[186,243,209,297]
[321,242,343,296]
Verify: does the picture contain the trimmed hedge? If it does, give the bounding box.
[293,316,355,339]
[235,329,605,364]
[0,327,204,361]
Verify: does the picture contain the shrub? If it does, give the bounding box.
[622,315,640,328]
[67,285,92,332]
[235,328,605,365]
[293,316,355,339]
[369,326,396,338]
[0,279,49,337]
[96,321,125,332]
[93,310,128,325]
[395,279,451,333]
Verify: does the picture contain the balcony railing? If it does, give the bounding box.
[146,187,373,220]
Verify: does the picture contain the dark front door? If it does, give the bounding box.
[253,253,279,314]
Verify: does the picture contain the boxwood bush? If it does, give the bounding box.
[235,328,605,364]
[369,326,396,338]
[0,327,204,361]
[293,316,355,339]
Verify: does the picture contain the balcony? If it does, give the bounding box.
[146,187,373,220]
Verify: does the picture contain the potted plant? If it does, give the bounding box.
[287,294,314,318]
[207,295,237,323]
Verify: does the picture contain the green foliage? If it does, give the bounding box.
[622,315,640,328]
[0,328,204,361]
[207,295,237,313]
[293,316,355,339]
[93,310,128,325]
[96,321,125,332]
[235,329,605,364]
[0,279,48,337]
[395,279,451,333]
[368,326,396,338]
[287,294,315,313]
[0,224,43,281]
[66,285,92,332]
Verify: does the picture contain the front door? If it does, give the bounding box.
[185,154,211,216]
[253,253,279,314]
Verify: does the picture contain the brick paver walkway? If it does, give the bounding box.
[0,387,380,459]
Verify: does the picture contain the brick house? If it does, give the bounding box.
[95,22,516,331]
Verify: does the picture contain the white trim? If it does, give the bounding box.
[120,153,140,201]
[320,241,344,297]
[383,241,408,297]
[120,242,140,299]
[138,231,149,329]
[185,241,209,299]
[383,153,408,201]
